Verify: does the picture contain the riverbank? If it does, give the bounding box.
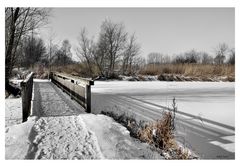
[95,74,234,82]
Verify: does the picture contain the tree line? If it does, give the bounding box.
[5,8,235,83]
[147,43,235,66]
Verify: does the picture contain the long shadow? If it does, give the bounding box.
[91,93,235,159]
[93,93,234,137]
[125,95,235,131]
[24,121,39,159]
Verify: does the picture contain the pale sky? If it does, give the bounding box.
[39,8,235,60]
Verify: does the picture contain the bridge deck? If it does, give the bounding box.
[32,80,85,117]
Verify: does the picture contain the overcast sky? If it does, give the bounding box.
[39,8,234,60]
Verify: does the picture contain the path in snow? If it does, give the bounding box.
[32,80,85,117]
[26,116,103,159]
[5,80,163,159]
[28,80,102,159]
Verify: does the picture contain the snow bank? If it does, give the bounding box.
[5,115,104,160]
[5,97,22,127]
[5,117,36,159]
[81,114,163,159]
[9,79,23,87]
[5,114,163,159]
[26,116,103,159]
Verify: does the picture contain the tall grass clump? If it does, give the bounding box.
[101,98,196,159]
[137,98,192,159]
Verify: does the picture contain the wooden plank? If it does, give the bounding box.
[54,72,94,86]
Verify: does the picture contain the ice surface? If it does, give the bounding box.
[92,81,235,127]
[91,81,235,159]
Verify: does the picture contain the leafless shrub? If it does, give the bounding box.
[101,98,196,159]
[138,112,175,150]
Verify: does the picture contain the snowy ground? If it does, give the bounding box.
[5,97,22,127]
[5,79,234,159]
[5,114,163,159]
[5,80,163,159]
[5,117,37,159]
[91,81,235,159]
[82,114,162,159]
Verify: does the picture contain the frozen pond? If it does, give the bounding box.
[92,81,235,127]
[92,81,235,159]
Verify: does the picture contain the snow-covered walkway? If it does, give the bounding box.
[26,116,104,159]
[32,80,85,117]
[5,80,163,159]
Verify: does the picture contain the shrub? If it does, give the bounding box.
[138,112,175,149]
[101,98,196,159]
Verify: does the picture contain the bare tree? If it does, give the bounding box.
[47,29,57,77]
[5,7,49,86]
[173,50,200,64]
[147,53,164,65]
[21,36,46,67]
[173,54,185,64]
[75,20,141,77]
[122,33,141,75]
[93,38,107,76]
[61,39,72,65]
[5,8,20,85]
[227,48,235,65]
[53,39,73,66]
[76,28,94,75]
[97,19,128,77]
[214,43,228,64]
[131,56,146,74]
[184,49,200,64]
[162,55,171,64]
[201,52,213,64]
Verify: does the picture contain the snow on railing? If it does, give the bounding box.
[50,72,94,113]
[20,72,34,122]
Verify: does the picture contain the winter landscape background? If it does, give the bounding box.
[3,3,238,162]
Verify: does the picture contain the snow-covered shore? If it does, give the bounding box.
[5,114,163,159]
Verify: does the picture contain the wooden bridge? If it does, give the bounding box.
[21,72,94,122]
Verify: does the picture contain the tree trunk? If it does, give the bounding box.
[5,7,20,88]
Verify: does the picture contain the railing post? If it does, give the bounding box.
[20,72,33,122]
[21,82,28,122]
[85,85,91,113]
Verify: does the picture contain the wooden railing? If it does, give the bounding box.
[20,72,34,122]
[50,72,94,113]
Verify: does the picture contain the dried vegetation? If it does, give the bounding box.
[102,98,198,159]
